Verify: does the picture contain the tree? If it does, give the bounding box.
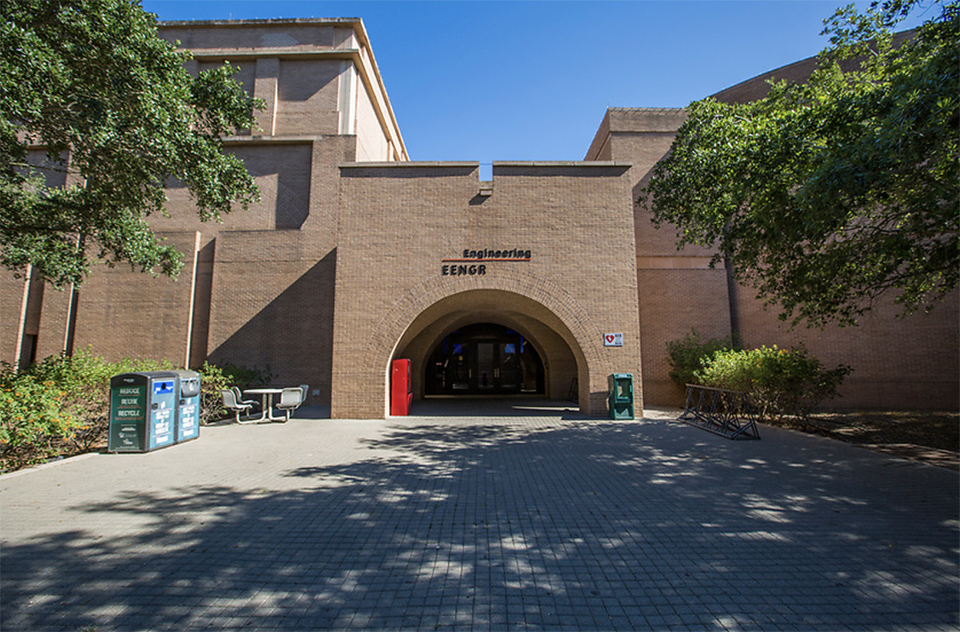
[639,0,958,327]
[0,0,262,288]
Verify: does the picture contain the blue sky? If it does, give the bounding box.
[142,1,923,162]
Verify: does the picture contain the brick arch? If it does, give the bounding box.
[364,270,607,415]
[395,308,578,405]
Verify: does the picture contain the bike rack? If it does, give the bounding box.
[679,384,761,440]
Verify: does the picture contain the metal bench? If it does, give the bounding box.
[678,384,760,440]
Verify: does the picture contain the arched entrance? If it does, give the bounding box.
[331,272,635,419]
[387,288,587,410]
[424,323,545,396]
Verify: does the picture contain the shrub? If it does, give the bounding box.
[0,350,172,472]
[696,345,852,421]
[0,350,272,472]
[197,362,231,426]
[666,329,739,387]
[0,370,78,471]
[196,361,273,425]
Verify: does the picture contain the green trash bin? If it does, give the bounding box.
[109,372,178,452]
[608,373,634,420]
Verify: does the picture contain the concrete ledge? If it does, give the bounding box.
[493,161,632,168]
[0,451,99,480]
[340,161,478,168]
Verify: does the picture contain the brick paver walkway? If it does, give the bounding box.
[2,401,957,630]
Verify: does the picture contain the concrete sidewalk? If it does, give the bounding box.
[1,401,957,631]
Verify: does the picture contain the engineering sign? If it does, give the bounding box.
[441,248,532,276]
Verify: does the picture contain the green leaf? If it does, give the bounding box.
[639,0,959,327]
[0,0,262,287]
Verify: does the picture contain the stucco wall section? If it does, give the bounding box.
[355,80,390,161]
[159,23,343,53]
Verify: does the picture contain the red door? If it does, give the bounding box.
[391,359,412,416]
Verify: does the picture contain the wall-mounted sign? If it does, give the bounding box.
[442,263,487,276]
[449,249,532,261]
[604,333,624,347]
[441,248,531,276]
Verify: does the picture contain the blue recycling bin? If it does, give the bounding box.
[172,370,201,443]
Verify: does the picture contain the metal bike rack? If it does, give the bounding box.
[679,384,761,440]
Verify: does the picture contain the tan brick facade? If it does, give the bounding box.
[2,19,956,417]
[330,162,641,418]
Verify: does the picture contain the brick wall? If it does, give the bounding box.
[736,286,960,410]
[71,232,201,365]
[331,162,642,418]
[205,232,337,402]
[6,20,951,419]
[156,143,313,232]
[637,268,732,406]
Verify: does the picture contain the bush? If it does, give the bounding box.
[695,345,852,421]
[0,350,272,472]
[196,361,273,425]
[0,370,78,471]
[666,329,738,387]
[0,350,173,472]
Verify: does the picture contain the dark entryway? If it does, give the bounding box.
[425,324,545,396]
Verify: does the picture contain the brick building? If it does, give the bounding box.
[2,18,956,418]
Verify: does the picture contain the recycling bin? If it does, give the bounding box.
[172,369,201,443]
[109,372,178,452]
[608,373,634,420]
[391,358,412,416]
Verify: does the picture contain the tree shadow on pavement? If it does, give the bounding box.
[2,418,958,630]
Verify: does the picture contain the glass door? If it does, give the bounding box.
[476,342,496,391]
[424,324,545,396]
[498,342,521,392]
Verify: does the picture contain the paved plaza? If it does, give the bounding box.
[1,400,957,631]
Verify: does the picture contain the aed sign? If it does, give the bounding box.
[604,333,624,347]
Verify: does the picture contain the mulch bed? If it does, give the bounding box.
[765,410,959,470]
